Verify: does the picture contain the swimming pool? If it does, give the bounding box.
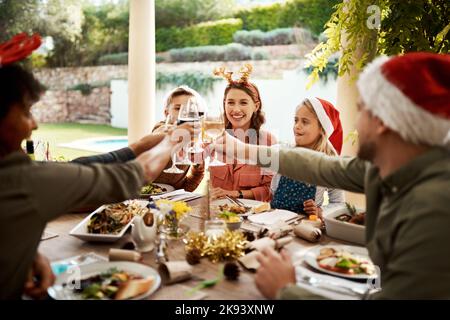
[60,136,129,153]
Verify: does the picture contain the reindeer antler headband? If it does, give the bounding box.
[213,63,254,84]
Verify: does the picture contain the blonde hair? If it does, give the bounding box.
[300,99,337,156]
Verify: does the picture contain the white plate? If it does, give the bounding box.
[211,198,264,217]
[247,209,298,226]
[141,183,175,197]
[48,261,161,300]
[304,245,377,280]
[69,200,149,242]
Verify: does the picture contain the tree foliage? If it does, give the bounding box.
[155,0,235,28]
[0,0,41,42]
[156,19,243,52]
[235,0,341,35]
[76,0,129,66]
[305,0,450,88]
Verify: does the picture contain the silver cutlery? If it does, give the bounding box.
[225,195,251,210]
[285,216,303,224]
[298,274,369,297]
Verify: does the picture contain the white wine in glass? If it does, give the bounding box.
[203,118,225,143]
[203,110,225,167]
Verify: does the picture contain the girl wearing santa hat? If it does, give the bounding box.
[270,97,345,216]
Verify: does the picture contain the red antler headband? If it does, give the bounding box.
[0,33,42,67]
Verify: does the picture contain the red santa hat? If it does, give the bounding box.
[357,52,450,149]
[305,97,343,155]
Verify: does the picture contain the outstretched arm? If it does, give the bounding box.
[214,132,367,193]
[71,133,166,165]
[31,124,193,221]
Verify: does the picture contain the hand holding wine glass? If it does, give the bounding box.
[163,113,184,174]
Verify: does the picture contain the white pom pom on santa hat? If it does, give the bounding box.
[357,52,450,149]
[305,97,343,155]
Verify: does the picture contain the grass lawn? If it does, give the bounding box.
[32,123,127,160]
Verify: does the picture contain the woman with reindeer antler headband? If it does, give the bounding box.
[210,64,276,202]
[0,33,192,300]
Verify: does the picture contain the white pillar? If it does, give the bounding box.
[128,0,156,144]
[336,0,377,208]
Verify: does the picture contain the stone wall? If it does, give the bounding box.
[157,59,303,80]
[32,90,68,123]
[34,58,305,90]
[32,57,306,124]
[35,65,128,91]
[32,87,111,124]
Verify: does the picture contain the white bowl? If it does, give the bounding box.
[323,205,365,245]
[226,217,243,231]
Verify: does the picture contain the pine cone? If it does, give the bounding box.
[243,231,256,242]
[224,262,240,281]
[186,248,202,265]
[122,242,136,250]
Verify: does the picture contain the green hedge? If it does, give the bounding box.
[156,18,243,52]
[97,52,166,65]
[155,0,339,51]
[234,28,304,46]
[235,3,284,32]
[169,43,252,62]
[235,0,341,35]
[98,52,128,65]
[68,82,110,96]
[281,0,341,35]
[156,72,220,95]
[303,55,339,83]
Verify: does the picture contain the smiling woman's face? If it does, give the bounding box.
[224,88,258,130]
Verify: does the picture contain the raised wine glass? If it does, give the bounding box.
[163,113,184,174]
[176,98,202,165]
[203,106,225,167]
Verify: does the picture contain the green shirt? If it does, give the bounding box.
[0,152,145,299]
[266,147,450,299]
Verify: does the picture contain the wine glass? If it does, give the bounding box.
[176,98,202,165]
[185,98,204,154]
[203,106,225,167]
[163,113,185,174]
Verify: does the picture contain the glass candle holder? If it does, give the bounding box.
[204,219,226,240]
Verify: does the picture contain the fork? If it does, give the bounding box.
[298,274,368,297]
[225,195,251,210]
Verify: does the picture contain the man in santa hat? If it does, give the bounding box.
[215,52,450,299]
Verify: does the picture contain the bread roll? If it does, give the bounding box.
[115,277,154,300]
[253,202,271,214]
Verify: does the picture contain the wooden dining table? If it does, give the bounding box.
[38,199,347,300]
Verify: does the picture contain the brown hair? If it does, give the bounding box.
[223,81,265,132]
[0,64,45,120]
[301,99,337,156]
[165,88,193,109]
